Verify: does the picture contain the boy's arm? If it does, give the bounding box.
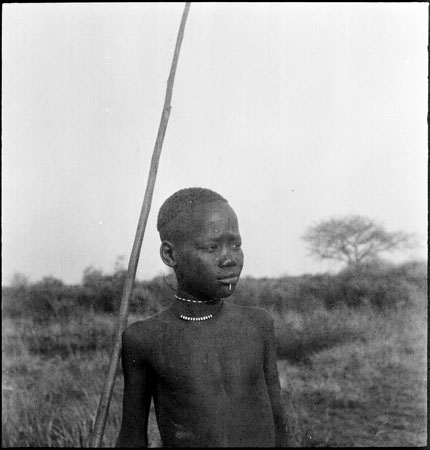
[116,324,153,448]
[262,313,291,447]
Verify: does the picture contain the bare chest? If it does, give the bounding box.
[150,318,264,394]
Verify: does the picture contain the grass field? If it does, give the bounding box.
[2,300,427,447]
[277,305,427,446]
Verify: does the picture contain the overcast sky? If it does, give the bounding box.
[2,2,428,285]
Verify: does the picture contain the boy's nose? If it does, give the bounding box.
[219,248,236,267]
[219,255,236,267]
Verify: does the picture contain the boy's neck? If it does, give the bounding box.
[170,295,224,322]
[175,290,219,304]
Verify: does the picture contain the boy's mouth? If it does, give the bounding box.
[217,276,239,285]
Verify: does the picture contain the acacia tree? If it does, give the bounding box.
[302,215,416,270]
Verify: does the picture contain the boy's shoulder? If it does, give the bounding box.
[122,308,172,342]
[223,303,275,342]
[122,303,273,342]
[226,302,273,326]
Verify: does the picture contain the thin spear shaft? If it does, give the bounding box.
[90,3,191,447]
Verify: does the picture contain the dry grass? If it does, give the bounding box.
[2,314,161,448]
[277,305,427,446]
[2,303,427,447]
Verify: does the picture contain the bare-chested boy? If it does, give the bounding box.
[116,188,289,447]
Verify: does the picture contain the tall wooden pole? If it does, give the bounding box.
[90,3,191,446]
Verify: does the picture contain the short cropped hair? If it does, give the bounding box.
[157,187,227,242]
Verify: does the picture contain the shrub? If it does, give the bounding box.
[273,306,365,363]
[80,267,125,313]
[2,277,81,322]
[3,260,426,321]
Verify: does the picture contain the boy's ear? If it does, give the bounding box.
[160,241,177,268]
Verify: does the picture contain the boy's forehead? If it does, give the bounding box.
[177,201,239,238]
[192,201,237,224]
[193,199,230,213]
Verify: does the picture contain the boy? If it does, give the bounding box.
[116,187,289,447]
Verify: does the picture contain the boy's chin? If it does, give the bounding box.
[182,281,239,300]
[217,283,237,298]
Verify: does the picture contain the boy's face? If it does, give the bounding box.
[171,201,244,300]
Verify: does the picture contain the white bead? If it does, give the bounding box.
[178,311,218,321]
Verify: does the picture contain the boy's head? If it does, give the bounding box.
[157,187,244,300]
[157,188,227,243]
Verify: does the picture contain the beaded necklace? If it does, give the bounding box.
[173,294,223,321]
[179,313,215,322]
[174,294,205,304]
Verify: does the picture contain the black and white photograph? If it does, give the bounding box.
[2,2,427,447]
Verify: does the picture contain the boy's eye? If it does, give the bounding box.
[204,245,219,252]
[231,243,242,250]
